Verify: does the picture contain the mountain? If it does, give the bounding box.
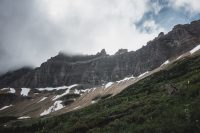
[0,20,200,133]
[1,20,200,88]
[0,67,32,88]
[1,40,200,133]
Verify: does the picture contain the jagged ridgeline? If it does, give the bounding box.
[1,20,200,88]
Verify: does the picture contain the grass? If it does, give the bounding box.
[1,53,200,133]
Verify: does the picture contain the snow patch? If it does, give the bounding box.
[0,105,13,111]
[8,88,15,93]
[138,71,149,78]
[21,88,31,96]
[74,89,79,94]
[80,89,90,93]
[40,101,64,116]
[92,88,96,92]
[1,88,9,91]
[53,88,87,100]
[52,88,71,101]
[91,101,97,104]
[116,75,135,83]
[190,45,200,54]
[37,84,78,91]
[105,82,114,88]
[1,88,16,93]
[38,97,48,103]
[177,55,183,60]
[18,116,30,119]
[162,60,170,66]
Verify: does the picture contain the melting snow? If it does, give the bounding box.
[40,101,64,116]
[1,88,9,91]
[18,116,31,119]
[52,88,71,101]
[177,55,183,60]
[92,88,96,92]
[190,45,200,54]
[138,71,149,78]
[8,88,16,93]
[0,105,13,111]
[162,60,170,66]
[1,88,15,93]
[74,89,81,94]
[105,82,114,88]
[52,87,94,101]
[116,76,135,83]
[37,84,78,91]
[80,89,90,93]
[21,88,31,96]
[38,97,48,103]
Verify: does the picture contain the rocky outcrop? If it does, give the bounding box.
[0,67,32,88]
[115,49,128,55]
[1,20,200,88]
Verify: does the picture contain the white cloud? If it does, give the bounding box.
[0,0,168,74]
[142,19,165,33]
[36,0,163,54]
[151,1,163,15]
[170,0,200,13]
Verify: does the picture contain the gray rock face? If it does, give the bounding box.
[0,67,32,88]
[1,20,200,88]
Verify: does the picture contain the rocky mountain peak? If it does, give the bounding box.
[97,49,107,56]
[0,20,200,88]
[158,32,164,38]
[115,49,128,55]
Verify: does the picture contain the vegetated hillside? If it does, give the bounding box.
[1,51,200,133]
[1,20,200,88]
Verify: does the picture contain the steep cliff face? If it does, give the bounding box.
[1,20,200,88]
[0,67,32,88]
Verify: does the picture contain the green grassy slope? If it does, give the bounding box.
[1,52,200,133]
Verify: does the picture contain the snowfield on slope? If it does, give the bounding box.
[0,88,16,93]
[162,60,170,66]
[1,88,9,91]
[52,87,92,101]
[18,116,31,119]
[0,105,13,111]
[177,55,183,60]
[8,88,15,93]
[40,100,64,116]
[37,97,48,103]
[138,71,149,78]
[37,84,78,91]
[21,88,31,96]
[52,88,71,101]
[190,44,200,54]
[116,76,135,83]
[105,82,114,89]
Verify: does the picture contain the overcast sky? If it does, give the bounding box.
[0,0,200,74]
